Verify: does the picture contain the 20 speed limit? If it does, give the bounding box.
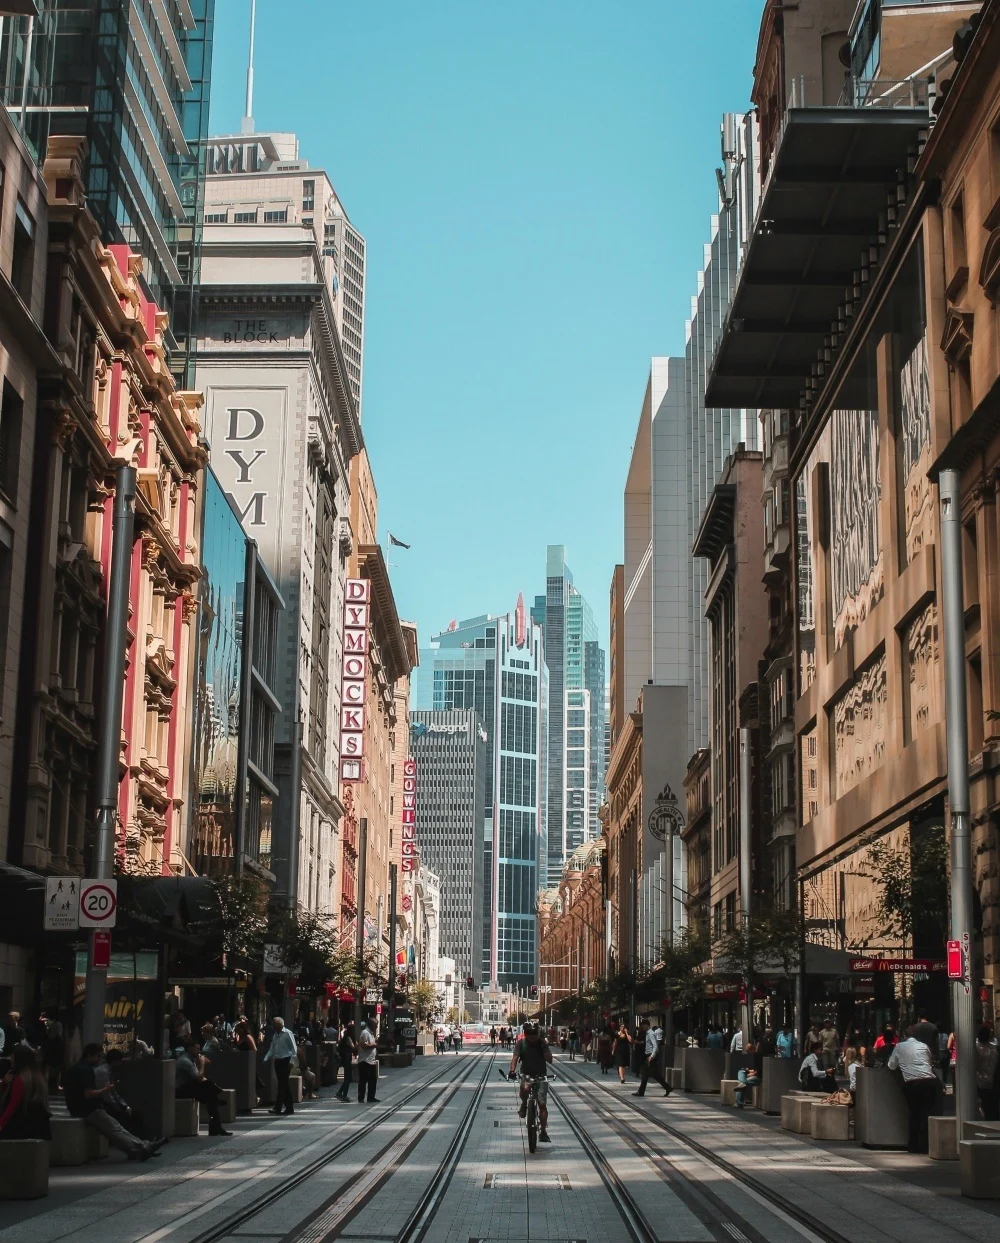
[80,880,118,928]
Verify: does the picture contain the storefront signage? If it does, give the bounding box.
[849,957,946,974]
[401,758,418,873]
[221,319,285,345]
[340,579,370,781]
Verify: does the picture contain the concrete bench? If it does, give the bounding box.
[929,1116,958,1160]
[49,1117,89,1167]
[720,1078,758,1107]
[960,1140,1000,1198]
[391,1051,413,1068]
[288,1075,303,1103]
[961,1120,1000,1141]
[780,1093,816,1134]
[761,1058,803,1114]
[0,1139,49,1198]
[811,1102,850,1141]
[86,1127,109,1160]
[200,1088,237,1125]
[173,1098,199,1137]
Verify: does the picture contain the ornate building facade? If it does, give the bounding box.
[536,840,605,1019]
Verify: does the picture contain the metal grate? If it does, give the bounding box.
[484,1173,572,1190]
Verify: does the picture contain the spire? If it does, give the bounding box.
[241,0,256,135]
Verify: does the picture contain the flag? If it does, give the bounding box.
[388,533,410,549]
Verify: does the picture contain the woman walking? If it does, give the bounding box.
[597,1026,613,1074]
[613,1023,632,1084]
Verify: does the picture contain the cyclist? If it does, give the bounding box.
[508,1020,553,1143]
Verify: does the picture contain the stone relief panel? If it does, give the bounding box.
[905,601,940,743]
[832,649,887,799]
[804,825,910,954]
[801,726,819,823]
[831,405,883,649]
[897,333,934,564]
[796,472,816,694]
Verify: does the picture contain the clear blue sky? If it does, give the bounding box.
[208,1,762,650]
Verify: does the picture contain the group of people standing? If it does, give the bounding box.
[488,1026,517,1050]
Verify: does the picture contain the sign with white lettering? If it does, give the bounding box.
[340,579,370,781]
[44,877,80,931]
[401,758,418,873]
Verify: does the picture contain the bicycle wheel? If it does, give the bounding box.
[526,1095,537,1153]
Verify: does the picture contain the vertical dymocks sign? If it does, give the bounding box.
[401,759,418,874]
[340,579,371,781]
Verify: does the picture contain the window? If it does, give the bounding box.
[234,210,258,224]
[263,209,287,223]
[0,381,23,500]
[205,211,228,224]
[302,180,315,210]
[10,197,34,301]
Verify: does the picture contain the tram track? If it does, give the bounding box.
[555,1061,853,1243]
[175,1052,491,1243]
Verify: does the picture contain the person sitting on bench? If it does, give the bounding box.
[175,1040,232,1137]
[66,1044,164,1160]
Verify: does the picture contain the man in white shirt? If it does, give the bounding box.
[356,1020,379,1103]
[730,1028,744,1053]
[632,1019,672,1098]
[264,1016,298,1115]
[888,1028,938,1153]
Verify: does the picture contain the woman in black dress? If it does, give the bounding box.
[613,1023,632,1084]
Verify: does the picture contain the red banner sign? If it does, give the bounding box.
[849,957,946,974]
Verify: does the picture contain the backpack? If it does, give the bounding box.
[799,1062,813,1088]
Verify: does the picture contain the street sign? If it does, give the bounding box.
[848,956,945,974]
[79,879,117,928]
[92,931,111,970]
[44,877,80,931]
[947,939,963,979]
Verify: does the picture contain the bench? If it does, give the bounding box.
[811,1102,850,1141]
[0,1139,49,1198]
[960,1140,1000,1198]
[929,1116,958,1161]
[200,1088,237,1125]
[961,1120,1000,1141]
[173,1098,199,1137]
[780,1092,816,1134]
[49,1117,89,1166]
[720,1078,758,1107]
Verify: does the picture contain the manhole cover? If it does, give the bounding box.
[493,1120,518,1127]
[484,1174,571,1190]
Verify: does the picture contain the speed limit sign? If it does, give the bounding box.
[80,880,118,928]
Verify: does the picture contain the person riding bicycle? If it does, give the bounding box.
[508,1020,553,1143]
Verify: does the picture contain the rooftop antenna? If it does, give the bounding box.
[241,0,256,134]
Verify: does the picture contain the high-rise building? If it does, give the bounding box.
[409,710,488,992]
[0,1,216,380]
[412,597,548,989]
[532,546,605,885]
[203,132,366,411]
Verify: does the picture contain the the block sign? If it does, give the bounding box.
[401,758,418,873]
[340,579,371,782]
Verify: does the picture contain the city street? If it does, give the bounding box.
[4,1050,1000,1243]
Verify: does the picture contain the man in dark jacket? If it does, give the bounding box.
[66,1045,165,1159]
[336,1024,356,1102]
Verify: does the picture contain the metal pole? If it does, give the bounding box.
[242,0,256,132]
[664,827,674,953]
[387,863,398,1045]
[82,465,137,1047]
[739,728,753,1047]
[939,469,977,1126]
[354,816,369,1034]
[796,876,807,1057]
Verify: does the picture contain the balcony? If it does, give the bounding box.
[705,94,931,413]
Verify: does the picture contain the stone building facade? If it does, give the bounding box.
[536,840,605,1019]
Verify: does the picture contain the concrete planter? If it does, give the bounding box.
[203,1049,256,1112]
[111,1057,176,1141]
[724,1051,756,1080]
[811,1102,850,1140]
[761,1057,802,1114]
[854,1066,908,1149]
[256,1052,277,1105]
[0,1139,48,1198]
[679,1048,726,1093]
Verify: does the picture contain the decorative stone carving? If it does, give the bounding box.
[905,602,940,741]
[831,406,883,648]
[833,651,887,799]
[897,334,934,564]
[940,306,974,365]
[978,228,1000,305]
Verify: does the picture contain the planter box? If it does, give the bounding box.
[761,1058,802,1115]
[854,1067,908,1149]
[811,1103,850,1141]
[929,1116,958,1160]
[960,1140,1000,1198]
[256,1052,277,1105]
[0,1140,48,1199]
[724,1051,756,1080]
[111,1057,176,1141]
[203,1049,256,1113]
[780,1093,815,1134]
[679,1048,726,1093]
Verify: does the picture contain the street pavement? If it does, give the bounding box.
[2,1048,999,1243]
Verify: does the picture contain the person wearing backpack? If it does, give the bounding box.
[799,1041,833,1092]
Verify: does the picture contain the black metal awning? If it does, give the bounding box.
[705,107,929,410]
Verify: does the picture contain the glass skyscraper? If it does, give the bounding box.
[0,1,216,380]
[533,546,606,885]
[412,596,548,989]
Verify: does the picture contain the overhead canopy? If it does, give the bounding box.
[705,107,929,411]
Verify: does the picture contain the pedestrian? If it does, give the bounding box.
[775,1024,795,1058]
[490,1025,497,1048]
[729,1027,744,1053]
[66,1044,165,1159]
[706,1025,725,1050]
[567,1025,578,1060]
[848,1045,867,1103]
[613,1023,632,1084]
[911,1011,939,1062]
[201,1023,224,1055]
[758,1027,777,1059]
[734,1062,760,1108]
[0,1046,51,1139]
[597,1025,613,1074]
[874,1023,898,1066]
[264,1016,298,1116]
[798,1041,834,1093]
[356,1020,379,1103]
[819,1019,839,1070]
[297,1033,319,1100]
[434,1023,447,1054]
[176,1040,233,1136]
[40,1013,65,1092]
[582,1027,593,1061]
[632,1019,671,1098]
[171,1009,191,1050]
[974,1025,1000,1121]
[336,1023,356,1101]
[888,1026,938,1153]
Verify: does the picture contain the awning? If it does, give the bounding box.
[705,107,929,410]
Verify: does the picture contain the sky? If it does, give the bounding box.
[207,1,762,650]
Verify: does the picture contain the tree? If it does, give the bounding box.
[714,911,801,982]
[408,980,442,1024]
[659,924,714,1013]
[863,824,948,951]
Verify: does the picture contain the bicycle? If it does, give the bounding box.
[499,1069,550,1153]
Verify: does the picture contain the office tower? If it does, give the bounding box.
[408,710,488,992]
[0,1,216,380]
[413,597,548,989]
[532,546,606,885]
[203,132,366,411]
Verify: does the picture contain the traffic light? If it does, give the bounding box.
[465,975,475,989]
[529,984,538,999]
